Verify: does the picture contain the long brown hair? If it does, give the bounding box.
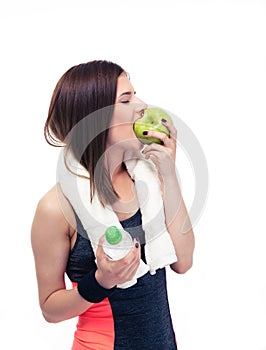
[44,60,124,205]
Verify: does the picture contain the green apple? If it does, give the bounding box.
[133,107,172,144]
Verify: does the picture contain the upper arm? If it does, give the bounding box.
[31,187,74,309]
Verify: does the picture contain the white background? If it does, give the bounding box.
[0,0,265,349]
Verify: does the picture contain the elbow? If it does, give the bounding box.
[177,263,193,274]
[42,311,62,324]
[171,259,193,274]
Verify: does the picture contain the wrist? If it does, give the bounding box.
[77,268,116,303]
[95,269,116,290]
[160,171,180,188]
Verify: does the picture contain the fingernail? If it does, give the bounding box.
[161,118,167,123]
[142,131,148,135]
[135,242,139,248]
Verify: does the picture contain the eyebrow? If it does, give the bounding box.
[118,91,136,98]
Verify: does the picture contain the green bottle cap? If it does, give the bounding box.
[105,226,122,245]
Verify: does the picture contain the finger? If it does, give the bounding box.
[142,130,170,145]
[143,144,171,159]
[142,142,163,154]
[122,238,141,263]
[98,235,105,246]
[133,238,141,259]
[161,119,177,140]
[125,258,140,280]
[95,243,105,262]
[118,242,141,278]
[96,235,109,260]
[142,149,160,161]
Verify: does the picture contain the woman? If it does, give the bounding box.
[31,60,195,349]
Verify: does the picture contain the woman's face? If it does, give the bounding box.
[106,72,147,154]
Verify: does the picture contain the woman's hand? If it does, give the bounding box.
[141,119,177,178]
[141,120,195,274]
[95,238,141,289]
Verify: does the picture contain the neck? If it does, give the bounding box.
[105,147,140,181]
[105,152,125,182]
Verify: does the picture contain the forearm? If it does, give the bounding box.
[41,286,92,323]
[161,173,195,273]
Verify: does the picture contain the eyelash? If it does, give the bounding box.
[120,92,136,104]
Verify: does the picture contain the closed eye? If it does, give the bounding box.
[118,91,136,104]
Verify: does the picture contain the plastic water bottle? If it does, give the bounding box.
[103,226,133,260]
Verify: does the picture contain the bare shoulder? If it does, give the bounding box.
[32,184,76,238]
[37,185,62,214]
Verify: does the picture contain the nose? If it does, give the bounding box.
[133,96,148,116]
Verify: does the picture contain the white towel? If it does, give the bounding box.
[57,149,177,288]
